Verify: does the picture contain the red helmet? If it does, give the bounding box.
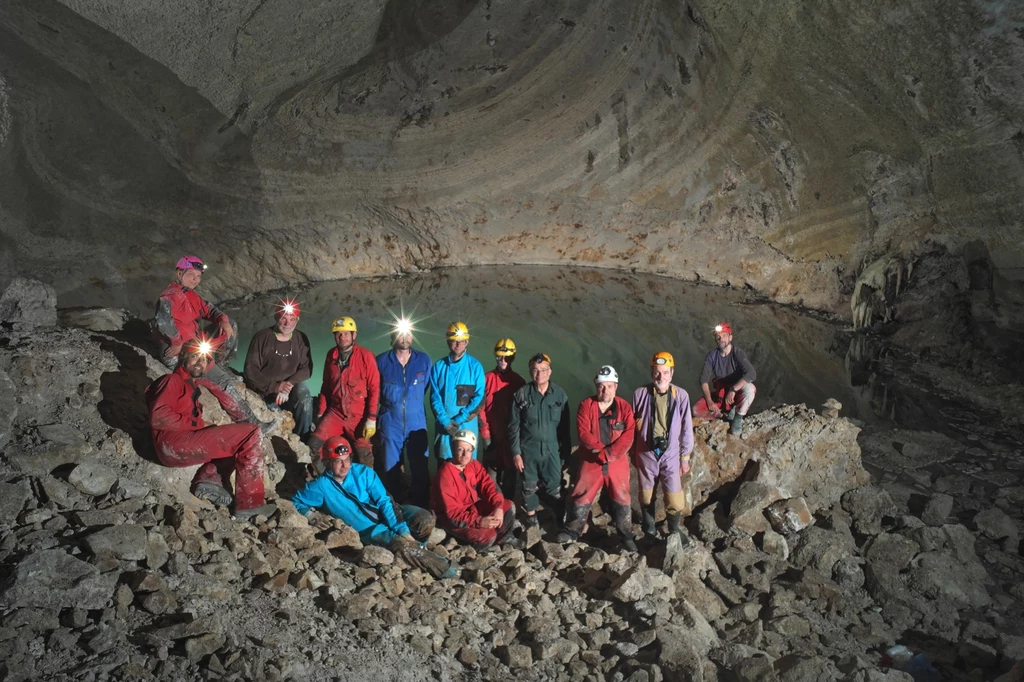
[175,255,207,271]
[321,436,352,461]
[714,322,733,335]
[275,299,301,317]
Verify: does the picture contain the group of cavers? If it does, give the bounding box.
[146,255,758,578]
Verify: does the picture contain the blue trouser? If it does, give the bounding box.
[265,381,312,437]
[378,428,430,508]
[360,504,432,546]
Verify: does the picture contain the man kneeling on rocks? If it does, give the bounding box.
[432,430,521,551]
[293,437,456,579]
[147,338,276,520]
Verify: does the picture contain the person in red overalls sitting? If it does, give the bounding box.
[308,316,380,472]
[146,338,275,520]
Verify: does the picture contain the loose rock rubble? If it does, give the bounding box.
[0,321,1022,681]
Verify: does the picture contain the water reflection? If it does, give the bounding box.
[225,266,888,426]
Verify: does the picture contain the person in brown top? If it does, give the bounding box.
[243,300,314,437]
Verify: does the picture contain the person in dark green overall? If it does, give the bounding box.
[508,353,572,529]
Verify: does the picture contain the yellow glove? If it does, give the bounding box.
[362,419,377,440]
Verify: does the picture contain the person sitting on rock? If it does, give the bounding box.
[243,300,313,439]
[431,430,520,551]
[146,338,277,520]
[693,322,757,435]
[478,338,526,500]
[508,352,571,529]
[557,365,637,552]
[632,352,694,542]
[154,255,256,421]
[308,316,380,472]
[293,437,455,579]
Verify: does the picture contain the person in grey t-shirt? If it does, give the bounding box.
[694,322,757,435]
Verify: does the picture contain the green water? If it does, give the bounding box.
[226,266,882,426]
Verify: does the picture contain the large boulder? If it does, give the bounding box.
[688,405,869,517]
[0,549,117,609]
[0,277,57,330]
[0,369,16,450]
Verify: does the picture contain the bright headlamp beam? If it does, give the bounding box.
[394,318,414,335]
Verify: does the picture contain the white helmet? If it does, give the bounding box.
[595,365,619,384]
[453,429,477,449]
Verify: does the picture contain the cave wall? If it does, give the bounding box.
[0,0,1021,314]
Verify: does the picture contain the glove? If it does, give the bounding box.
[446,423,460,437]
[362,419,377,439]
[483,437,493,451]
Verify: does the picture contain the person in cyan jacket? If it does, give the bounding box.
[294,437,455,579]
[376,322,432,506]
[632,352,694,542]
[429,321,485,463]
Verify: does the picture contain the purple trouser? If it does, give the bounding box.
[634,450,687,513]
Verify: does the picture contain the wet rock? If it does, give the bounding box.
[841,486,897,536]
[765,498,812,535]
[68,462,119,497]
[0,277,57,330]
[58,307,129,332]
[84,525,148,561]
[1,549,116,610]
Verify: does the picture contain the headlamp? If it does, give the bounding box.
[394,318,414,336]
[197,341,212,356]
[714,325,723,333]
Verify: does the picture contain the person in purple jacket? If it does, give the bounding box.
[632,352,694,542]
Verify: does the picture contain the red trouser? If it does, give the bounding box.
[155,424,264,510]
[568,457,631,507]
[312,409,372,451]
[693,380,757,418]
[446,499,513,547]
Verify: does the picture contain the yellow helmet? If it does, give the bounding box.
[446,321,470,341]
[494,338,517,357]
[651,351,675,368]
[331,316,357,333]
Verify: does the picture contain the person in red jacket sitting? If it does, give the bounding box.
[557,365,638,552]
[146,338,276,520]
[431,430,520,551]
[478,338,526,499]
[153,254,258,422]
[308,316,380,472]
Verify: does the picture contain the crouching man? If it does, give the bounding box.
[146,339,276,520]
[293,437,455,579]
[431,430,520,551]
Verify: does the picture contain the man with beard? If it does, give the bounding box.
[508,353,571,529]
[478,338,526,499]
[693,322,757,435]
[243,300,314,438]
[632,352,694,541]
[376,319,433,506]
[147,338,276,520]
[429,321,486,464]
[308,316,380,472]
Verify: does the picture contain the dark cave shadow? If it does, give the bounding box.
[93,335,159,464]
[272,435,309,500]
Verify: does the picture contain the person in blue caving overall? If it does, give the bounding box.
[429,322,486,470]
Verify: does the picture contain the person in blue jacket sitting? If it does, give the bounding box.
[375,319,433,507]
[293,436,455,579]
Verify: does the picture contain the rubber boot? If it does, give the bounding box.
[610,503,638,553]
[193,482,233,507]
[729,413,744,435]
[555,504,590,543]
[666,511,693,547]
[641,500,657,536]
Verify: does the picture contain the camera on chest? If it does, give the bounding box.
[652,435,669,456]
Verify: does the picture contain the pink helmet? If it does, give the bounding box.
[175,255,206,271]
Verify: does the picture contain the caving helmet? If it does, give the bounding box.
[331,316,357,333]
[321,436,352,460]
[446,321,470,341]
[180,337,214,358]
[276,300,301,318]
[651,351,675,368]
[175,255,206,271]
[452,430,477,450]
[595,365,618,384]
[714,322,733,335]
[494,338,516,357]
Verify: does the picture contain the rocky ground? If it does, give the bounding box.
[1,284,1024,681]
